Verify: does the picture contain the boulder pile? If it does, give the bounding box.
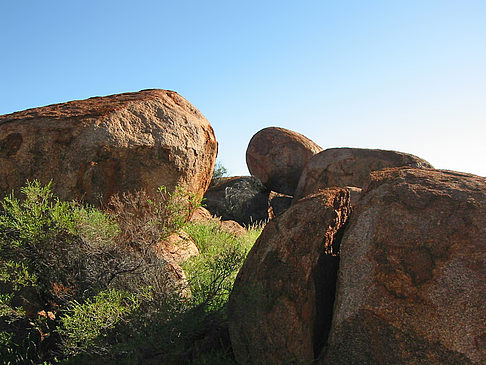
[2,94,484,364]
[228,127,485,364]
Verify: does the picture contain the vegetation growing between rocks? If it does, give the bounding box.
[0,181,262,364]
[212,160,229,182]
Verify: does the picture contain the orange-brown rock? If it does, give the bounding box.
[0,89,217,205]
[294,147,432,201]
[157,231,199,264]
[246,127,322,195]
[228,188,351,364]
[321,168,486,365]
[190,206,214,222]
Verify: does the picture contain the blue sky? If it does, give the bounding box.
[1,0,485,176]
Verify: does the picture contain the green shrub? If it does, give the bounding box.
[107,186,201,249]
[59,288,147,357]
[212,161,228,181]
[183,221,261,310]
[0,180,263,364]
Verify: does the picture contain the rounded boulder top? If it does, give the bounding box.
[0,89,218,204]
[246,127,322,195]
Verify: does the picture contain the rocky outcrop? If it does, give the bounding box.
[321,168,486,364]
[246,127,322,195]
[293,147,432,201]
[0,89,217,205]
[228,188,351,364]
[203,176,269,226]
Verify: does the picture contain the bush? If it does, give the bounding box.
[0,181,263,364]
[59,288,147,357]
[107,186,201,249]
[212,161,228,181]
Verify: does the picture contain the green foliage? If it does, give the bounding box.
[108,185,201,248]
[183,221,261,311]
[212,161,228,181]
[0,261,38,291]
[0,180,263,364]
[0,180,77,250]
[74,207,120,248]
[59,288,147,357]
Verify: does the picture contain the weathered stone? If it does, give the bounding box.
[268,191,293,219]
[321,168,486,365]
[294,147,432,201]
[228,188,351,364]
[219,219,247,236]
[0,89,217,205]
[246,127,322,195]
[203,176,269,226]
[190,206,214,223]
[344,186,362,206]
[157,231,199,264]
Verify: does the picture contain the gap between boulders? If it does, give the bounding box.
[313,219,348,358]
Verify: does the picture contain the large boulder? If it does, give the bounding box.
[321,168,486,364]
[293,147,432,201]
[203,176,269,226]
[0,89,217,204]
[246,127,322,195]
[228,188,351,364]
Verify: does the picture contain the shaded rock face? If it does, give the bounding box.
[294,147,433,201]
[203,176,269,226]
[246,127,322,195]
[321,168,486,365]
[344,186,362,206]
[0,89,217,205]
[268,191,293,219]
[228,188,351,364]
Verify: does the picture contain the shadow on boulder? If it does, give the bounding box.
[203,176,269,226]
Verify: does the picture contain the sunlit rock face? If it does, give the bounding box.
[246,126,322,195]
[0,89,217,204]
[293,147,433,201]
[321,167,486,365]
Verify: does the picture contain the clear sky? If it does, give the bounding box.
[1,0,485,177]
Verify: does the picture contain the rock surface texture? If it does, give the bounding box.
[203,176,269,226]
[321,168,486,365]
[293,147,432,201]
[0,89,217,204]
[246,127,322,195]
[268,191,293,219]
[228,188,351,364]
